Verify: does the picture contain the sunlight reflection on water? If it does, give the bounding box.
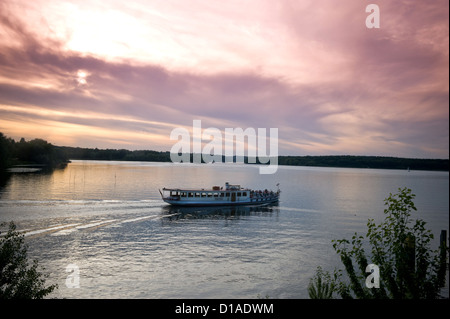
[0,161,448,298]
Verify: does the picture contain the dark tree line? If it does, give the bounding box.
[57,149,450,171]
[59,146,171,162]
[1,132,448,171]
[0,133,69,170]
[277,155,449,171]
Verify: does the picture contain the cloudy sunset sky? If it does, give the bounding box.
[0,0,448,158]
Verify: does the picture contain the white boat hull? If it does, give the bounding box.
[160,183,280,207]
[162,196,279,207]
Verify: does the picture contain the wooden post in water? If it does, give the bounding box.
[438,230,448,288]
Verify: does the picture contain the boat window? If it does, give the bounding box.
[243,192,247,196]
[188,193,193,197]
[237,192,241,197]
[201,193,207,197]
[213,193,219,197]
[207,193,212,197]
[195,192,200,197]
[181,192,187,197]
[220,192,225,197]
[226,192,230,197]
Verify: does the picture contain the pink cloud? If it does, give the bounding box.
[0,0,448,158]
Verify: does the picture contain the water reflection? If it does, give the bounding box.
[0,167,69,201]
[1,160,448,298]
[0,170,11,189]
[162,203,280,220]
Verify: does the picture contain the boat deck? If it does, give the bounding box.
[160,183,280,207]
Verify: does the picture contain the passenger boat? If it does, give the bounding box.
[160,182,280,206]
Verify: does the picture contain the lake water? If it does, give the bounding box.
[0,160,448,299]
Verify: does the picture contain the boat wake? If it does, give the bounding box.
[0,199,176,238]
[9,213,180,238]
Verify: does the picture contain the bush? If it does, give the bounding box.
[307,266,335,299]
[310,187,448,299]
[0,222,58,299]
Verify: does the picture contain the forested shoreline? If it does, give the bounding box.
[1,133,449,171]
[277,155,449,171]
[0,133,69,170]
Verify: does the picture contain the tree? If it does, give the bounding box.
[310,187,448,299]
[15,138,67,167]
[0,222,58,299]
[0,132,14,170]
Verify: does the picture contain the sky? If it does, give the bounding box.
[0,0,448,158]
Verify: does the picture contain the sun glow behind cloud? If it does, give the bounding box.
[0,0,448,158]
[41,1,287,76]
[76,70,88,85]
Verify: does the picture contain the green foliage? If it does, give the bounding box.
[0,132,15,170]
[314,187,448,299]
[15,138,68,167]
[0,222,57,299]
[0,133,69,169]
[307,266,336,299]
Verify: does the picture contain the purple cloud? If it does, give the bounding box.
[0,0,448,158]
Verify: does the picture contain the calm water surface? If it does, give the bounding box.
[0,161,448,298]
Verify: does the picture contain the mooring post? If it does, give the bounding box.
[437,230,448,287]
